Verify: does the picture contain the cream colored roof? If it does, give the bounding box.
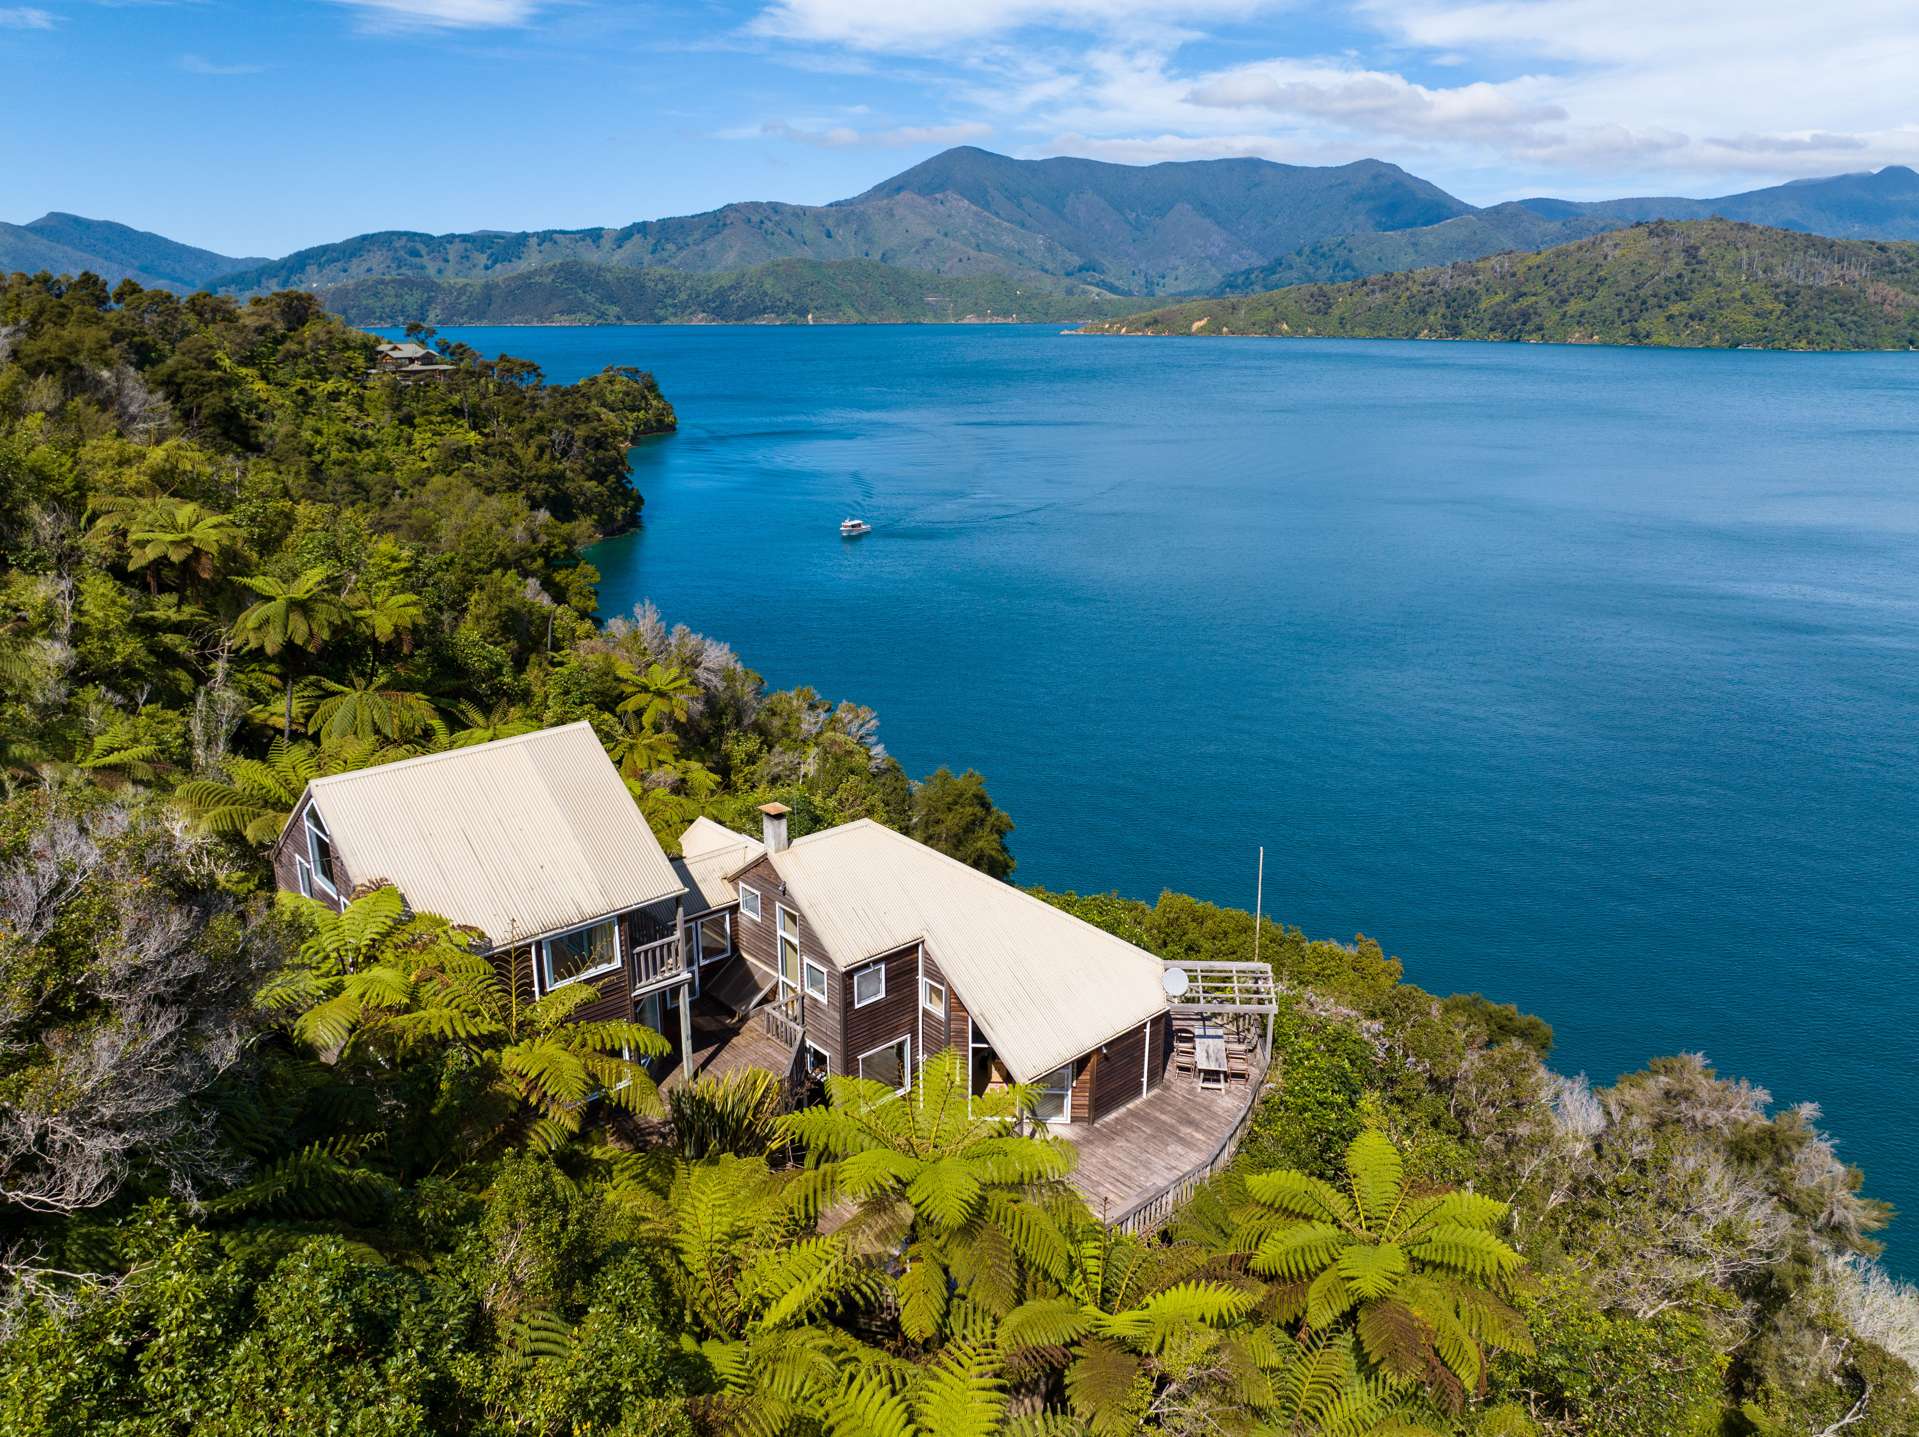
[672,816,765,914]
[768,820,1169,1083]
[295,722,682,947]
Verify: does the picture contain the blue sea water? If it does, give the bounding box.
[427,324,1919,1270]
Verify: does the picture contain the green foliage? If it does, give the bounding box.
[911,768,1016,880]
[665,1068,789,1159]
[1489,1273,1723,1437]
[266,885,671,1150]
[1233,1129,1531,1413]
[1092,220,1919,350]
[3,266,1915,1437]
[311,259,1140,328]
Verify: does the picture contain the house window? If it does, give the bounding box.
[542,918,621,989]
[921,978,945,1015]
[739,886,762,921]
[852,962,886,1007]
[777,907,801,990]
[804,1042,831,1080]
[858,1036,910,1095]
[294,856,314,898]
[804,959,829,1001]
[304,810,338,897]
[697,912,732,965]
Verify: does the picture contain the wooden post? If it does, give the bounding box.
[675,897,693,1076]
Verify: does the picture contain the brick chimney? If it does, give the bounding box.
[759,802,790,854]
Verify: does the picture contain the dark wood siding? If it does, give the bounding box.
[1070,1055,1096,1122]
[733,855,841,1070]
[1091,1019,1150,1122]
[271,791,348,909]
[841,942,919,1081]
[1145,1014,1169,1092]
[919,949,950,1062]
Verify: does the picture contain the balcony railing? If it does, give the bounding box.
[758,990,804,1051]
[631,933,684,993]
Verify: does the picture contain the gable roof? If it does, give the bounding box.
[288,722,682,947]
[672,815,765,914]
[764,819,1170,1083]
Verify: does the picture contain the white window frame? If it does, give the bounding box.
[739,886,762,922]
[856,1034,911,1096]
[803,958,829,1002]
[303,809,339,899]
[294,855,314,899]
[539,916,623,992]
[696,911,733,966]
[921,977,945,1015]
[803,1040,832,1079]
[852,962,886,1008]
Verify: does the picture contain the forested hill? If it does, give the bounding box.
[1082,220,1919,350]
[319,257,1139,325]
[213,150,1470,299]
[0,212,262,292]
[1212,164,1919,292]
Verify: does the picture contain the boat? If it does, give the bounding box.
[839,518,872,536]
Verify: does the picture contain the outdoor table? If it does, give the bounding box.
[1195,1036,1228,1090]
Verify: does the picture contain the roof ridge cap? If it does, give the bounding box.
[309,721,595,788]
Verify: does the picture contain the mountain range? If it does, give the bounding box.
[8,148,1919,322]
[0,212,264,292]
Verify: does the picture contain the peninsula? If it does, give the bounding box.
[1078,220,1919,350]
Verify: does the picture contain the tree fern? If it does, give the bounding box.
[1231,1129,1532,1415]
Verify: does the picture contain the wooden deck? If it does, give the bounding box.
[1063,1073,1264,1229]
[660,998,796,1091]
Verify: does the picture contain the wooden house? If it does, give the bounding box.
[269,725,1279,1227]
[369,340,456,382]
[268,722,699,1058]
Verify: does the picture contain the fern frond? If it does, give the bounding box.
[1244,1169,1357,1226]
[899,1242,951,1345]
[997,1297,1095,1353]
[1252,1221,1347,1281]
[1063,1338,1146,1437]
[912,1342,1007,1437]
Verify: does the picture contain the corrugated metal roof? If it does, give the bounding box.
[672,816,765,914]
[768,820,1169,1084]
[301,722,683,947]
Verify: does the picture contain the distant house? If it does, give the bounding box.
[369,340,456,382]
[270,724,1278,1228]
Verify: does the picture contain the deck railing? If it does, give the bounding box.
[1108,1051,1272,1236]
[757,990,804,1051]
[631,934,683,991]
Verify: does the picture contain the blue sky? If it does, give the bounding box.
[4,0,1915,257]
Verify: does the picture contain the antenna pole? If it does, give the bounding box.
[1253,846,1264,967]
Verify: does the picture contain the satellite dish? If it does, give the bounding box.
[1162,966,1190,998]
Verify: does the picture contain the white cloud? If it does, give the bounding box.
[181,53,267,76]
[330,0,543,31]
[0,6,55,27]
[732,119,994,149]
[742,0,1919,200]
[751,0,1268,51]
[1191,64,1566,143]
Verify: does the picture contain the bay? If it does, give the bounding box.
[424,323,1919,1270]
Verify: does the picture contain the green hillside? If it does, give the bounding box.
[319,257,1138,325]
[1083,220,1919,350]
[1214,203,1619,290]
[1212,166,1919,294]
[220,147,1479,299]
[0,212,260,292]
